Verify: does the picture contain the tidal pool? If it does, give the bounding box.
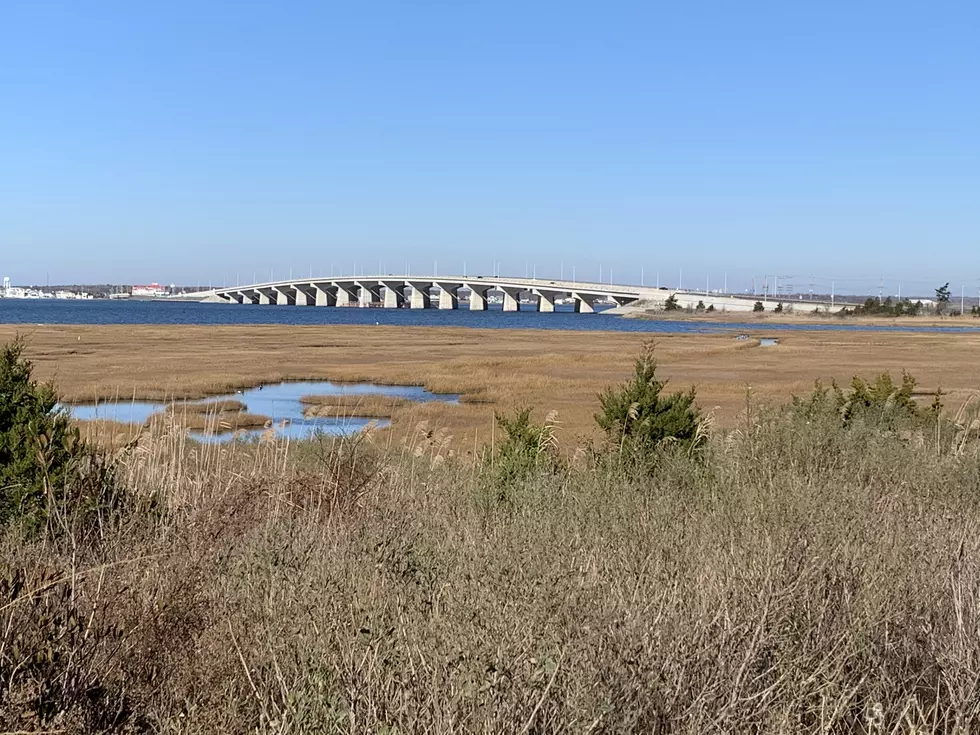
[64,380,459,442]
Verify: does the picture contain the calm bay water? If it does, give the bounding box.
[2,298,978,334]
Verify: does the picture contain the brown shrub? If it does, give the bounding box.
[5,404,980,732]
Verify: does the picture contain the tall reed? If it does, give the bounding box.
[4,398,980,732]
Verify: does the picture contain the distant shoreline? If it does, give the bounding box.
[622,308,979,329]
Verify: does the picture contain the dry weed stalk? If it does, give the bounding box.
[5,398,980,731]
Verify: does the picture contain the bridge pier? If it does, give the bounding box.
[408,282,432,309]
[293,285,314,306]
[274,287,293,306]
[312,283,335,306]
[356,282,380,307]
[436,283,459,310]
[258,289,274,305]
[466,285,490,311]
[236,291,252,304]
[572,292,595,313]
[500,287,521,312]
[382,283,405,309]
[334,283,356,307]
[534,290,558,313]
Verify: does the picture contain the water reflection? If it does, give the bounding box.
[65,380,459,442]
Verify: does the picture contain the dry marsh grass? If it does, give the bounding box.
[149,409,271,433]
[167,398,248,414]
[6,397,980,732]
[8,325,980,731]
[70,399,269,446]
[7,323,980,452]
[301,393,414,419]
[628,305,980,327]
[76,417,146,448]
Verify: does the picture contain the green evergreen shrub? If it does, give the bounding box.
[482,408,562,492]
[791,370,940,430]
[595,342,704,462]
[0,339,85,528]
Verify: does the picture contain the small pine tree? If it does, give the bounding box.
[833,371,923,427]
[484,407,560,488]
[0,339,83,528]
[792,371,939,431]
[664,294,680,311]
[753,301,765,312]
[706,304,715,312]
[596,342,703,459]
[695,300,705,311]
[774,302,784,313]
[935,283,951,314]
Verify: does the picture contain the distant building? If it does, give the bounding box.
[0,279,89,300]
[55,290,93,300]
[131,283,169,298]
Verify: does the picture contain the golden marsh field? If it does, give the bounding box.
[8,323,980,730]
[5,323,980,450]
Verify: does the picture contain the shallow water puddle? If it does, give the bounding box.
[64,380,459,442]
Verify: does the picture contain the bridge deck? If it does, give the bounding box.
[197,274,659,312]
[190,275,817,313]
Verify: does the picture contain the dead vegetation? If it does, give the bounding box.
[167,398,247,414]
[6,376,980,730]
[301,393,414,418]
[154,400,270,433]
[7,323,980,453]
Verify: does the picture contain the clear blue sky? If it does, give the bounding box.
[1,1,977,294]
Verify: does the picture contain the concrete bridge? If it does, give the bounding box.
[200,275,663,313]
[193,274,830,313]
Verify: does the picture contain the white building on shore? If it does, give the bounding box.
[1,277,91,300]
[131,282,169,298]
